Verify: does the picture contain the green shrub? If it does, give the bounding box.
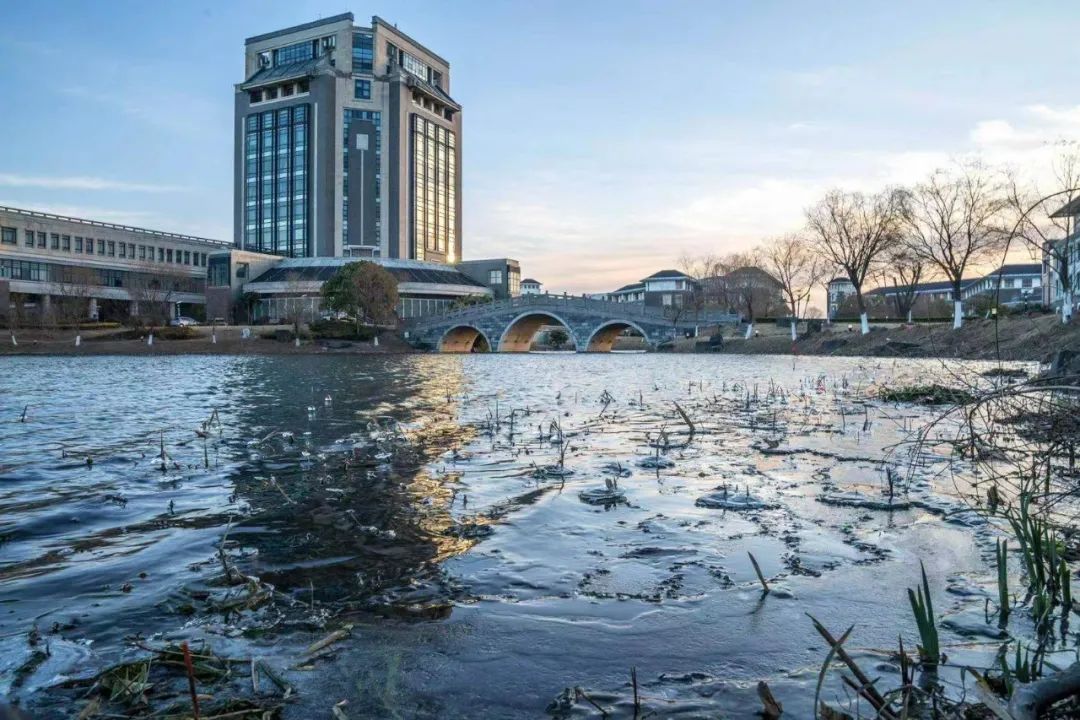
[309,319,376,341]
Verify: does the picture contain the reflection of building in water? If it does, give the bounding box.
[221,356,479,605]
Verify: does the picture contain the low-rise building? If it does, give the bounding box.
[455,258,521,300]
[0,205,228,323]
[206,252,491,323]
[607,283,644,303]
[640,269,697,309]
[962,264,1042,307]
[826,277,855,320]
[520,278,542,295]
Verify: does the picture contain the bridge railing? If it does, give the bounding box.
[406,293,739,327]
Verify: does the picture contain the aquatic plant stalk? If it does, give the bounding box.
[906,561,939,667]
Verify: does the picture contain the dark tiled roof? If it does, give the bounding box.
[986,263,1042,276]
[867,280,963,295]
[612,283,645,293]
[1051,196,1080,218]
[828,277,851,285]
[250,264,485,287]
[641,269,690,281]
[521,278,541,285]
[405,74,461,110]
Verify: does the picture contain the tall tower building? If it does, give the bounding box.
[234,13,462,263]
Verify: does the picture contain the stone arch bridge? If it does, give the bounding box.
[405,294,739,352]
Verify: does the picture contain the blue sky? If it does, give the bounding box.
[2,1,1079,296]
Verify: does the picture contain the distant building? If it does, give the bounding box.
[608,283,644,303]
[640,269,698,309]
[701,266,785,318]
[235,13,461,262]
[520,278,542,295]
[1,205,228,323]
[1045,198,1080,309]
[456,258,521,300]
[826,277,855,319]
[205,251,489,323]
[962,264,1042,307]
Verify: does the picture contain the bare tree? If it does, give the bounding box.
[715,250,785,339]
[760,233,826,340]
[53,266,98,346]
[129,264,186,342]
[806,188,904,334]
[678,252,726,309]
[901,162,1009,329]
[1007,142,1080,323]
[876,245,925,323]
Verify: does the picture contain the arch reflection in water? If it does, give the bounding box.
[439,325,492,353]
[585,320,647,352]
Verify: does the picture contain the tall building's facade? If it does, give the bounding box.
[234,13,462,264]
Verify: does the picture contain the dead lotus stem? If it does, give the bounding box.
[748,552,770,594]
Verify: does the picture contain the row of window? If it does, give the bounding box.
[0,258,204,293]
[1,225,209,266]
[410,115,456,260]
[249,79,309,105]
[243,104,310,257]
[257,35,336,70]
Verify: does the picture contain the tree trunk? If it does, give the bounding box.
[745,322,754,339]
[1062,287,1073,324]
[953,300,963,329]
[907,308,913,323]
[790,321,797,341]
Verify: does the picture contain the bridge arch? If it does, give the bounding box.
[585,319,651,352]
[498,311,575,352]
[438,324,492,353]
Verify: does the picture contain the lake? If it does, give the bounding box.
[0,354,1033,718]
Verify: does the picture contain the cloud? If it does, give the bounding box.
[0,173,184,193]
[471,104,1080,295]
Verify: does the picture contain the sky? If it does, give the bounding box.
[2,1,1080,300]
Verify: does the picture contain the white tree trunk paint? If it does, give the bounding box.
[1063,290,1073,324]
[374,335,380,347]
[294,337,300,347]
[744,323,754,340]
[860,313,869,335]
[953,301,963,330]
[147,334,153,346]
[75,335,81,347]
[11,334,17,346]
[907,309,913,324]
[212,333,217,344]
[790,321,798,341]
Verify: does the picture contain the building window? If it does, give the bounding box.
[245,103,310,257]
[107,241,116,257]
[119,242,127,258]
[410,115,455,260]
[352,33,373,73]
[61,235,71,251]
[354,79,371,100]
[37,231,46,248]
[50,233,60,249]
[183,250,191,265]
[0,227,15,245]
[85,238,93,255]
[166,249,173,263]
[74,237,83,253]
[489,269,503,285]
[402,52,429,81]
[273,40,315,66]
[158,247,164,262]
[23,229,34,246]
